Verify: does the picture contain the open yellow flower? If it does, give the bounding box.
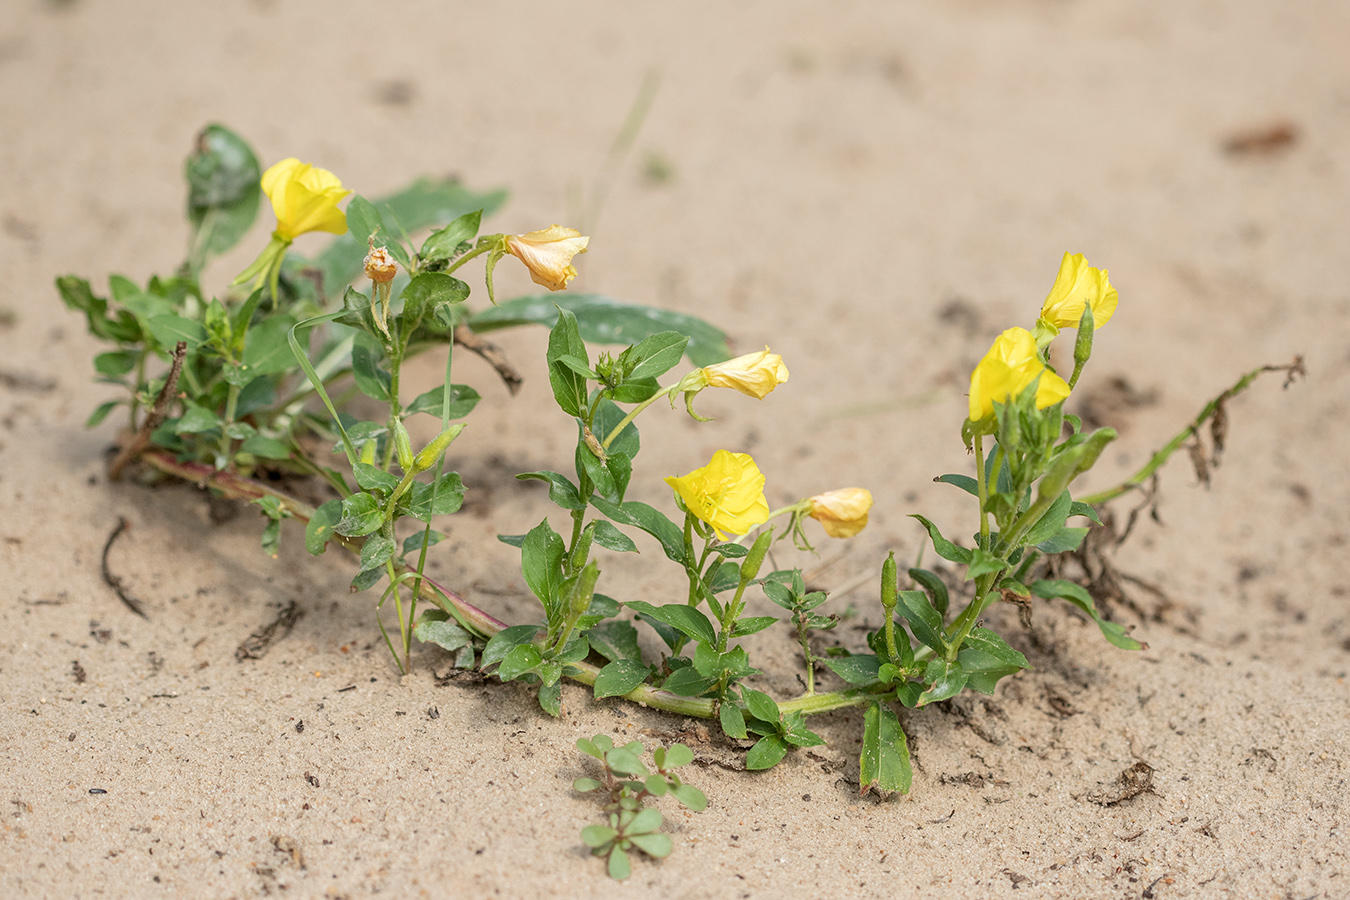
[665,450,769,540]
[701,348,789,399]
[1039,252,1118,331]
[968,327,1070,421]
[505,225,589,291]
[261,158,351,241]
[807,488,873,538]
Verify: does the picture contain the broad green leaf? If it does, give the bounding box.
[860,701,913,794]
[1032,579,1145,650]
[185,124,261,259]
[661,667,716,697]
[351,333,391,402]
[407,472,465,521]
[917,659,968,706]
[358,534,395,573]
[546,308,589,417]
[908,567,950,616]
[239,434,291,460]
[719,701,748,738]
[173,403,222,435]
[896,590,945,654]
[146,314,207,350]
[520,518,565,612]
[516,470,585,510]
[742,687,780,724]
[591,520,638,553]
[627,331,690,381]
[823,654,881,685]
[336,492,383,536]
[1036,526,1089,554]
[629,833,672,858]
[607,847,630,880]
[93,351,137,377]
[967,547,1007,580]
[537,677,562,716]
[400,272,469,323]
[934,473,979,496]
[469,293,731,366]
[420,209,482,263]
[305,499,342,555]
[910,514,972,564]
[497,643,543,681]
[353,462,400,494]
[731,616,777,638]
[957,646,1026,695]
[344,195,387,246]
[590,497,685,564]
[593,659,651,699]
[481,624,542,669]
[745,735,789,770]
[626,602,716,646]
[413,618,472,652]
[1069,501,1104,526]
[240,315,299,375]
[662,744,694,769]
[404,384,480,420]
[587,620,643,663]
[670,783,707,811]
[573,777,604,794]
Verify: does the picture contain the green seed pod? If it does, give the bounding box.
[881,551,898,612]
[571,522,595,571]
[412,423,466,473]
[392,418,414,472]
[739,528,773,585]
[571,561,601,617]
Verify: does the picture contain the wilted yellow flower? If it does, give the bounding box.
[968,327,1070,421]
[261,157,351,242]
[665,450,770,540]
[807,488,873,538]
[1039,252,1118,330]
[505,225,589,291]
[364,245,398,284]
[701,348,789,400]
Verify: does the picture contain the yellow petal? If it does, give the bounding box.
[968,327,1069,421]
[1039,252,1118,330]
[664,450,769,540]
[701,348,789,400]
[807,488,873,538]
[505,225,590,291]
[261,157,351,241]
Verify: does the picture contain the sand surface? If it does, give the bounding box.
[3,1,1348,897]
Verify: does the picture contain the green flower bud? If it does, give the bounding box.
[740,528,774,585]
[412,423,466,474]
[393,419,414,472]
[881,551,898,612]
[570,561,601,617]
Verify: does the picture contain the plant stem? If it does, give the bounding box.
[602,387,674,450]
[973,434,989,547]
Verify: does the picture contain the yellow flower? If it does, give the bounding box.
[504,225,589,291]
[807,488,873,539]
[968,327,1070,421]
[1039,252,1118,330]
[701,348,789,400]
[665,450,770,540]
[261,158,351,241]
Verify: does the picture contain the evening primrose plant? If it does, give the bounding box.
[62,124,1302,880]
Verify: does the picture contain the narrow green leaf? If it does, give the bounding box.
[1035,526,1089,554]
[896,590,946,654]
[1032,579,1145,650]
[934,473,979,496]
[910,514,972,564]
[823,654,881,685]
[420,209,482,263]
[860,701,913,794]
[404,384,480,420]
[908,567,950,616]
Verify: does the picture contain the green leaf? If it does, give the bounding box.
[239,434,291,460]
[917,659,968,706]
[719,701,748,738]
[497,643,544,681]
[742,687,780,724]
[359,534,395,573]
[1036,527,1089,554]
[957,646,1026,695]
[587,620,643,663]
[336,492,383,537]
[520,518,565,612]
[546,308,589,417]
[351,333,391,402]
[908,567,950,616]
[581,824,616,849]
[537,679,563,717]
[305,499,342,556]
[627,331,690,381]
[591,520,638,553]
[626,602,716,645]
[745,735,789,770]
[670,783,707,811]
[85,399,122,428]
[1023,489,1073,546]
[594,659,652,699]
[407,472,465,521]
[469,293,731,366]
[146,314,207,350]
[823,654,881,685]
[629,833,672,858]
[420,209,482,263]
[910,514,972,564]
[607,847,631,880]
[240,315,299,375]
[173,403,222,435]
[515,471,584,510]
[344,195,386,246]
[404,384,480,420]
[313,180,506,292]
[731,616,778,638]
[400,272,470,323]
[573,777,604,793]
[967,547,1007,581]
[661,667,716,697]
[962,626,1030,669]
[661,744,694,769]
[1032,579,1145,650]
[934,473,979,496]
[591,498,685,564]
[481,624,542,670]
[414,618,472,653]
[896,590,946,654]
[185,124,261,260]
[352,462,400,495]
[604,748,648,777]
[860,701,913,794]
[93,351,137,377]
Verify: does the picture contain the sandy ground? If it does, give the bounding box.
[2,1,1348,897]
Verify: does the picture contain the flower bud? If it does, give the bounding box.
[700,348,789,400]
[392,418,414,472]
[412,423,466,474]
[740,528,774,585]
[807,488,873,539]
[569,561,601,617]
[504,225,589,291]
[881,552,898,612]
